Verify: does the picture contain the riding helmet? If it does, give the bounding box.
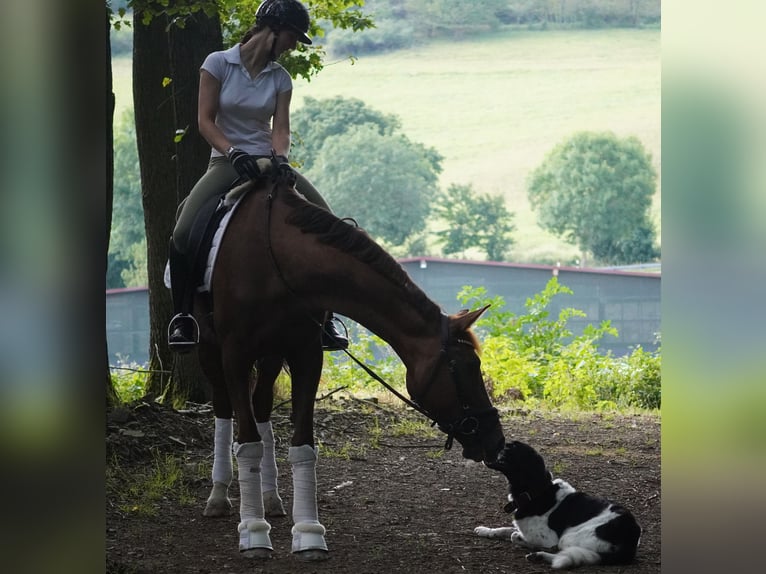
[256,0,312,45]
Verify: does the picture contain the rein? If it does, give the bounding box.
[262,176,497,451]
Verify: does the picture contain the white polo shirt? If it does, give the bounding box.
[201,45,293,158]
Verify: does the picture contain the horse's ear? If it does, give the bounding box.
[450,304,490,331]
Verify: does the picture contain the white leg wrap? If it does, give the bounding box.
[289,445,327,553]
[256,420,286,517]
[234,441,272,552]
[256,421,279,491]
[212,417,233,485]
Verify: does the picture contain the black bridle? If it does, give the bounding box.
[262,172,499,451]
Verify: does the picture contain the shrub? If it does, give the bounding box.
[457,278,660,411]
[111,364,148,403]
[321,329,406,396]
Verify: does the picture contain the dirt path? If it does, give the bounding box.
[106,399,660,574]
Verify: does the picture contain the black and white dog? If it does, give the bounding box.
[475,440,641,569]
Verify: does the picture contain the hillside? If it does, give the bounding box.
[111,28,660,264]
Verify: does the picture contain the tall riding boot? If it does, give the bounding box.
[321,312,348,352]
[167,239,199,353]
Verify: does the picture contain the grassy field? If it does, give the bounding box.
[112,28,660,263]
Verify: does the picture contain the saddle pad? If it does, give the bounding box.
[163,194,245,293]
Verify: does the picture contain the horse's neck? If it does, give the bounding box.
[324,286,442,370]
[266,191,445,371]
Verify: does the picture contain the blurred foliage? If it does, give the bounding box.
[291,96,400,171]
[308,123,442,247]
[433,183,516,261]
[527,131,660,265]
[108,108,146,289]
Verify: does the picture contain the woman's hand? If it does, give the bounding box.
[227,147,261,180]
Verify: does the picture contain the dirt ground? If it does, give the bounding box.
[106,397,660,574]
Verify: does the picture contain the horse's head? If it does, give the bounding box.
[409,306,505,463]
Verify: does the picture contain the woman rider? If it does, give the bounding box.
[167,0,348,352]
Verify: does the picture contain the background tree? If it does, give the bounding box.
[291,96,400,171]
[433,183,515,261]
[132,1,222,403]
[308,123,442,248]
[108,109,145,288]
[109,1,375,406]
[527,131,659,265]
[107,4,119,407]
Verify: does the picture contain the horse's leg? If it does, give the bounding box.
[253,356,287,517]
[285,344,329,561]
[197,342,233,517]
[222,344,272,559]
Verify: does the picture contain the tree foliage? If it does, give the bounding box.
[527,131,659,265]
[220,0,374,80]
[109,109,146,288]
[433,183,515,261]
[308,123,442,247]
[291,96,400,171]
[327,0,661,56]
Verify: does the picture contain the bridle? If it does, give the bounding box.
[262,171,500,451]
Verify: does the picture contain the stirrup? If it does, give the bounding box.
[167,313,200,353]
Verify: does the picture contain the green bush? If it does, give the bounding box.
[111,365,148,403]
[321,329,406,396]
[457,277,660,411]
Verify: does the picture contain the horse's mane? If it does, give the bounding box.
[282,190,441,324]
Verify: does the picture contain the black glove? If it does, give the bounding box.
[227,147,260,180]
[273,153,293,177]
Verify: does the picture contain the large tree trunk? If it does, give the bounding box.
[133,5,178,401]
[106,6,119,408]
[133,2,222,405]
[167,9,223,402]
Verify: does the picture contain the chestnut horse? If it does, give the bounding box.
[192,168,504,561]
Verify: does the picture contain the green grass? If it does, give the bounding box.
[111,28,660,263]
[107,451,197,516]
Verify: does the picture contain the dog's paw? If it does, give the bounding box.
[525,552,545,563]
[474,526,493,538]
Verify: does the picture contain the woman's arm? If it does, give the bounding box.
[197,69,232,155]
[271,89,293,158]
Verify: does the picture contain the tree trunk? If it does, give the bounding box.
[133,2,222,405]
[133,5,178,401]
[167,9,223,403]
[106,6,119,408]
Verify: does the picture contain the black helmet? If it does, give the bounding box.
[256,0,312,45]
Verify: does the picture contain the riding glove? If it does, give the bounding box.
[227,147,261,180]
[274,154,293,177]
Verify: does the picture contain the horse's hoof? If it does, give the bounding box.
[293,549,330,562]
[263,490,287,517]
[241,548,273,560]
[203,497,232,517]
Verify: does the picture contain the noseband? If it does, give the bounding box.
[410,313,499,451]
